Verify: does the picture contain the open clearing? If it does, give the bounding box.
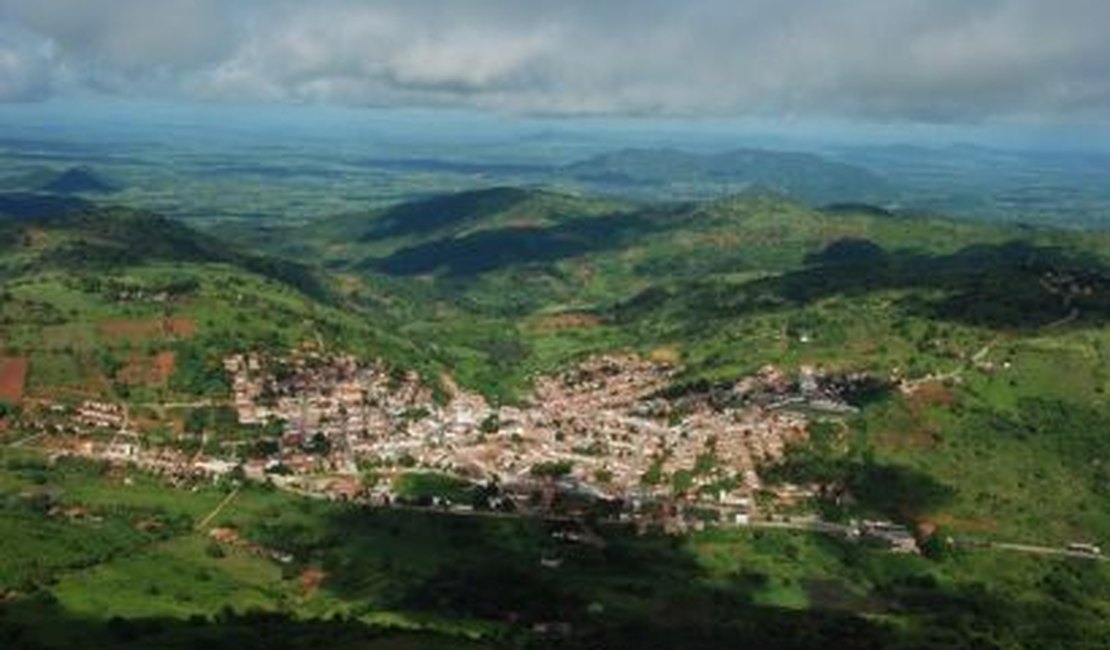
[0,356,29,403]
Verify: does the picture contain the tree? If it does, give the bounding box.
[184,408,209,434]
[530,460,573,478]
[641,460,665,486]
[204,541,226,559]
[307,432,332,456]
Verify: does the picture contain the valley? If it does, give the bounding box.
[5,3,1110,646]
[1,177,1109,648]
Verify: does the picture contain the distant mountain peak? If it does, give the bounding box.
[41,166,120,194]
[0,165,121,195]
[357,186,624,242]
[563,147,893,205]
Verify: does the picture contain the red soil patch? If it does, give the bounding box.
[209,527,242,544]
[119,351,176,386]
[299,568,327,595]
[153,351,176,380]
[0,357,29,403]
[908,382,957,410]
[164,317,196,337]
[875,384,955,452]
[99,317,196,341]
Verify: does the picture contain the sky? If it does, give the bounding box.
[0,0,1109,127]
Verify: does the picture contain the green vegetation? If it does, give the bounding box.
[529,460,574,478]
[3,183,1110,648]
[0,201,441,407]
[562,147,895,204]
[231,186,1110,400]
[392,472,477,505]
[2,454,1108,649]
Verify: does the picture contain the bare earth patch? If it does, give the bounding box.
[919,513,997,534]
[648,346,683,365]
[907,382,957,410]
[119,351,176,386]
[299,568,328,596]
[0,356,29,403]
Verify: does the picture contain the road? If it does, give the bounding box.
[196,484,242,530]
[134,399,227,409]
[904,336,1000,389]
[5,432,46,448]
[1043,307,1080,330]
[10,440,1105,563]
[990,541,1107,562]
[269,476,1110,562]
[746,518,852,535]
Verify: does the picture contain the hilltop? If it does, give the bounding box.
[305,186,634,255]
[0,199,425,408]
[0,198,328,299]
[214,187,1110,548]
[229,187,1110,403]
[2,185,1110,650]
[0,166,121,195]
[0,192,90,220]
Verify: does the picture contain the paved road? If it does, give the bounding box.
[260,482,1110,563]
[990,541,1107,562]
[744,518,852,535]
[12,441,1106,563]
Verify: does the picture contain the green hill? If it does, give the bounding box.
[4,185,1110,649]
[231,187,1110,545]
[0,166,121,195]
[0,199,329,300]
[0,192,91,220]
[229,187,1110,405]
[0,201,426,405]
[307,186,634,258]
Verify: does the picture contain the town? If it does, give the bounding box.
[221,350,844,512]
[12,347,930,550]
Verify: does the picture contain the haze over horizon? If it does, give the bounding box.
[1,0,1109,137]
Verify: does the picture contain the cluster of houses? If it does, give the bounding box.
[73,401,130,431]
[852,520,920,554]
[218,351,871,516]
[22,348,922,544]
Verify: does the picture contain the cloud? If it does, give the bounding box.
[0,0,1108,121]
[0,21,64,101]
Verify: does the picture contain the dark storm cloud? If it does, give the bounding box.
[0,0,1107,121]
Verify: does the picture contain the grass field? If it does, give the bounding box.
[3,188,1110,648]
[2,444,1109,649]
